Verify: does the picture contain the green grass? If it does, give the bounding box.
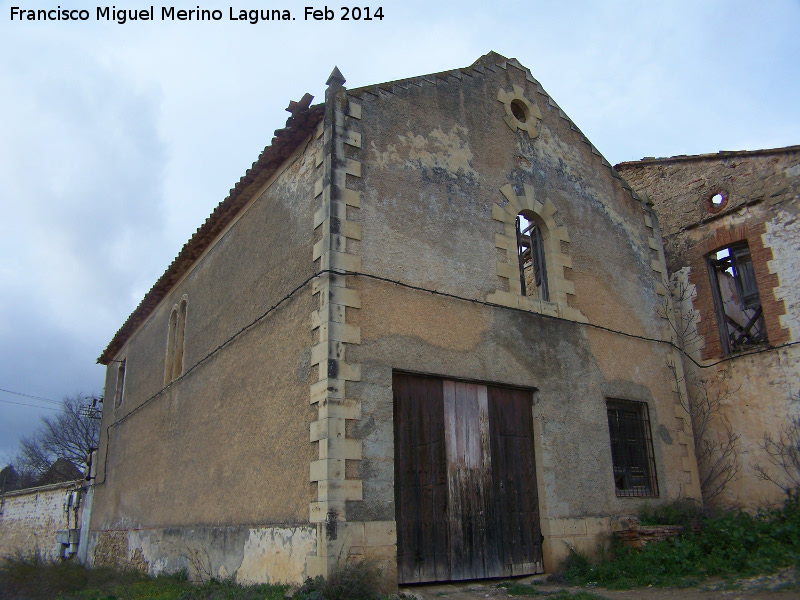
[546,593,608,600]
[498,582,547,596]
[561,491,800,589]
[497,581,608,599]
[0,552,288,600]
[0,552,393,600]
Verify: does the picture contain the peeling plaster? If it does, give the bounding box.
[237,527,316,584]
[369,125,477,180]
[784,163,800,178]
[89,525,316,585]
[764,211,800,340]
[530,124,642,244]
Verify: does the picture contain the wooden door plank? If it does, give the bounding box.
[443,380,464,581]
[443,382,497,581]
[466,385,481,579]
[488,386,543,574]
[459,383,478,580]
[394,373,449,584]
[396,376,542,583]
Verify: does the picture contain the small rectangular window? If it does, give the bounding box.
[606,399,658,498]
[707,242,767,355]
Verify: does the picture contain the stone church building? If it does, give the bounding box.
[86,51,750,585]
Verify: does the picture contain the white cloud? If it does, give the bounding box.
[0,0,798,459]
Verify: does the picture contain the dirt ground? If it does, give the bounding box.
[400,569,800,600]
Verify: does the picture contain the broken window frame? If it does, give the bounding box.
[516,214,549,302]
[706,242,767,355]
[606,399,659,498]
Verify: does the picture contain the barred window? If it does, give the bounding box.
[606,399,658,498]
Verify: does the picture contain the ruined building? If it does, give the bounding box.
[85,52,708,585]
[617,147,800,508]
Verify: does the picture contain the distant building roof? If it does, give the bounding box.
[615,145,800,169]
[38,458,83,486]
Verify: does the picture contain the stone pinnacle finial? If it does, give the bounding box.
[326,67,346,86]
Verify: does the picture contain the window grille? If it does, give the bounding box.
[606,399,658,498]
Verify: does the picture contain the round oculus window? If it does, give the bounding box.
[510,99,530,123]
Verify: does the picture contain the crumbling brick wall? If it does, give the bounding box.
[616,147,800,506]
[617,148,798,359]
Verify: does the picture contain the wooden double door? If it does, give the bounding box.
[393,373,543,584]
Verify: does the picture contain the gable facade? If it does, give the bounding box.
[87,53,702,586]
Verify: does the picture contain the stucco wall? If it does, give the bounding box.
[86,525,316,584]
[764,209,800,340]
[341,58,700,571]
[617,148,800,507]
[0,481,82,560]
[90,132,321,579]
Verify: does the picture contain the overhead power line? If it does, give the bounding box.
[0,397,61,412]
[94,267,800,486]
[0,387,61,405]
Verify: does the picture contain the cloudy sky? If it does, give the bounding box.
[1,0,799,461]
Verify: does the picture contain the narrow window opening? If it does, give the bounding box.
[708,242,766,354]
[114,360,126,408]
[516,213,549,301]
[172,298,187,380]
[711,193,725,206]
[165,308,177,384]
[606,399,658,498]
[165,297,188,383]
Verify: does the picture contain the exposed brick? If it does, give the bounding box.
[617,150,796,359]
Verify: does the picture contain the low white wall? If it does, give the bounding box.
[0,480,83,560]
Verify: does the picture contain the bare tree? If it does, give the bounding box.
[753,414,800,495]
[676,366,741,503]
[10,394,100,486]
[659,270,741,504]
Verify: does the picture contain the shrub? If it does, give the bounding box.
[497,581,609,599]
[294,560,385,600]
[562,490,800,589]
[0,551,288,600]
[637,498,706,531]
[0,550,143,599]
